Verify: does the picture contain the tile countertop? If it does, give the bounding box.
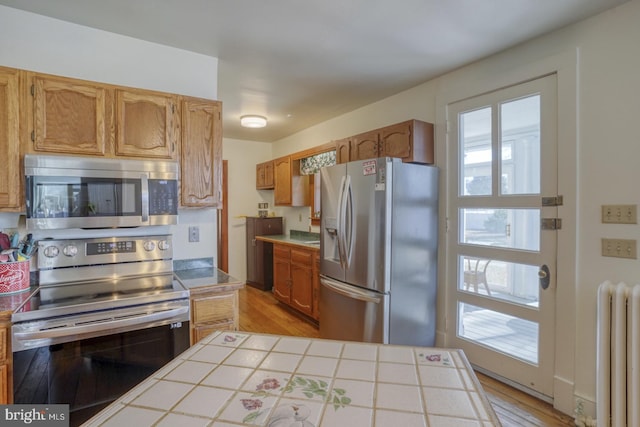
[175,267,245,291]
[256,235,320,250]
[83,331,500,427]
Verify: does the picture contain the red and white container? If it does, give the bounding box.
[0,260,30,294]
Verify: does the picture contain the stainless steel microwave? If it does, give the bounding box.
[25,154,179,230]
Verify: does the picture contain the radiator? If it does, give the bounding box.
[597,281,640,427]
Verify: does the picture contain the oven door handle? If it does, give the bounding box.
[13,306,188,341]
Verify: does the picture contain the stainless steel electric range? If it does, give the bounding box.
[11,235,190,426]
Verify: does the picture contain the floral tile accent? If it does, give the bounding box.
[208,332,249,347]
[416,350,454,367]
[330,379,374,408]
[217,390,278,425]
[242,370,291,394]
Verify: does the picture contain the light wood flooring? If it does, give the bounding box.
[238,285,575,427]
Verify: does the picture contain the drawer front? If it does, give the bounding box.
[274,245,291,260]
[291,248,312,265]
[192,292,236,324]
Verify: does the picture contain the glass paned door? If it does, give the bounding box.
[446,75,558,398]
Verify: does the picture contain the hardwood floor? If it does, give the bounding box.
[238,285,575,427]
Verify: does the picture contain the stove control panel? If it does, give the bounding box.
[37,235,173,271]
[88,241,137,255]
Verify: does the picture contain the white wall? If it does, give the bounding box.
[0,5,219,261]
[222,138,274,281]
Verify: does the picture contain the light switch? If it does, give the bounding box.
[602,205,637,224]
[602,238,637,259]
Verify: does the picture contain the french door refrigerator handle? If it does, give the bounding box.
[337,175,350,269]
[320,276,381,304]
[345,176,354,268]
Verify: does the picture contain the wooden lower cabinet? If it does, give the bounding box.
[190,288,240,345]
[0,321,11,404]
[272,243,318,319]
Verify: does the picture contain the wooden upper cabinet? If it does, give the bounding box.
[335,138,350,164]
[31,74,108,156]
[180,97,222,207]
[115,88,178,159]
[337,119,434,164]
[350,129,379,162]
[380,119,434,164]
[274,156,292,205]
[256,160,275,190]
[0,67,21,210]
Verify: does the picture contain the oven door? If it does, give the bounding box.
[13,320,190,426]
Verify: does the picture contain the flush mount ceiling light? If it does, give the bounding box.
[240,115,267,128]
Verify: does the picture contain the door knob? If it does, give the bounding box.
[539,264,550,290]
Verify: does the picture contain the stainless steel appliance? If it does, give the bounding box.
[319,157,438,346]
[12,235,190,426]
[25,154,179,230]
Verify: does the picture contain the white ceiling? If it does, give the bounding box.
[0,0,627,142]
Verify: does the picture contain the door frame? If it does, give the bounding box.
[434,50,577,414]
[217,160,229,272]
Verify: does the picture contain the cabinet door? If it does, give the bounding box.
[180,98,222,207]
[350,130,379,161]
[335,138,351,164]
[256,161,275,189]
[380,121,413,159]
[290,248,313,317]
[115,88,178,159]
[32,74,108,156]
[273,245,291,303]
[0,68,20,210]
[274,156,292,205]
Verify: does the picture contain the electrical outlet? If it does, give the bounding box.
[602,205,637,224]
[188,226,200,242]
[602,238,637,259]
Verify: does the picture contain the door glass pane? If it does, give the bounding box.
[458,256,540,306]
[458,302,538,364]
[501,95,540,195]
[460,107,491,196]
[460,208,540,251]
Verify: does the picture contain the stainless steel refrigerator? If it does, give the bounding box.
[319,157,438,346]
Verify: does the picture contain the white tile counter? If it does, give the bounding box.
[83,331,500,427]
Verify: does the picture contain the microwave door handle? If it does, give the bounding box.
[141,173,149,222]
